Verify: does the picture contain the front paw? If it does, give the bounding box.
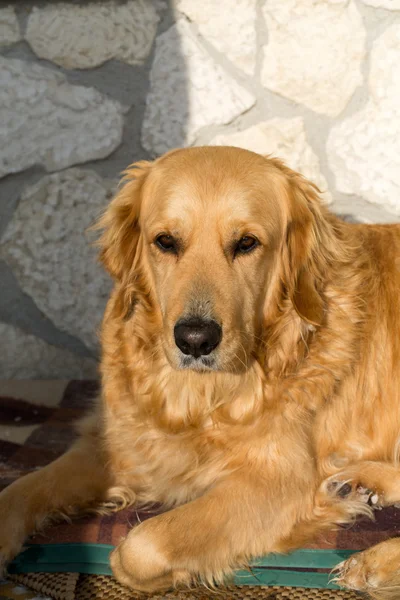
[0,540,24,576]
[321,468,385,510]
[327,479,382,507]
[333,554,372,592]
[110,521,191,592]
[332,542,400,596]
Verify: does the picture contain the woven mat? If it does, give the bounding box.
[6,573,78,600]
[8,573,362,600]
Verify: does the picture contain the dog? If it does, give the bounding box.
[0,146,400,599]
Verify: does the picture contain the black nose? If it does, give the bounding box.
[174,318,222,358]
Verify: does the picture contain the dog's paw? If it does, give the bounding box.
[0,539,24,576]
[321,465,385,510]
[315,470,385,526]
[332,543,400,597]
[110,522,192,592]
[326,479,382,507]
[332,553,377,592]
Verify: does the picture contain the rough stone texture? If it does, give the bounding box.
[0,322,98,379]
[0,169,115,351]
[210,118,332,203]
[142,19,255,155]
[261,0,366,117]
[0,58,124,179]
[0,6,21,47]
[176,0,257,75]
[361,0,400,8]
[327,25,400,215]
[25,1,163,69]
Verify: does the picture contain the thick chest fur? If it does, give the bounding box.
[103,406,282,507]
[101,366,313,508]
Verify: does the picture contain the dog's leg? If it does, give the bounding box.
[0,428,112,570]
[320,461,400,599]
[110,474,284,592]
[109,468,363,593]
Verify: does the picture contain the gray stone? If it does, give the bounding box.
[0,322,98,379]
[0,169,115,351]
[142,19,255,155]
[176,0,257,75]
[25,1,164,69]
[0,58,124,179]
[0,6,21,47]
[327,25,400,215]
[261,0,366,116]
[210,118,332,203]
[0,258,92,359]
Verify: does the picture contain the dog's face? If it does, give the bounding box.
[140,148,286,372]
[98,147,326,373]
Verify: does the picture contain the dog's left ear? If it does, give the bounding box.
[279,164,334,327]
[285,214,324,327]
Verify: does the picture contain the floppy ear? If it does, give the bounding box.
[285,210,324,327]
[94,160,152,281]
[276,160,333,327]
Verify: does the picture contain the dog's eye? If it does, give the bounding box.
[155,234,177,253]
[234,236,258,256]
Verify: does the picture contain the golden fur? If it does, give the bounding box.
[1,147,400,599]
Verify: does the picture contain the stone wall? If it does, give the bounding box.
[0,0,399,379]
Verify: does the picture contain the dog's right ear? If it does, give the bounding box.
[94,161,152,281]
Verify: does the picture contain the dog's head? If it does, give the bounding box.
[96,147,334,373]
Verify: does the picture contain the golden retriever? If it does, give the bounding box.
[1,146,400,600]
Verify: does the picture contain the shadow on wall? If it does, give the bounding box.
[0,0,189,378]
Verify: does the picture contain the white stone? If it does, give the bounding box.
[0,58,123,179]
[25,0,163,69]
[210,118,332,203]
[142,19,255,155]
[327,25,400,215]
[261,0,366,117]
[176,0,257,75]
[0,6,21,46]
[361,0,400,8]
[0,323,98,379]
[0,169,115,351]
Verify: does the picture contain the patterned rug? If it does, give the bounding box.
[1,380,399,599]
